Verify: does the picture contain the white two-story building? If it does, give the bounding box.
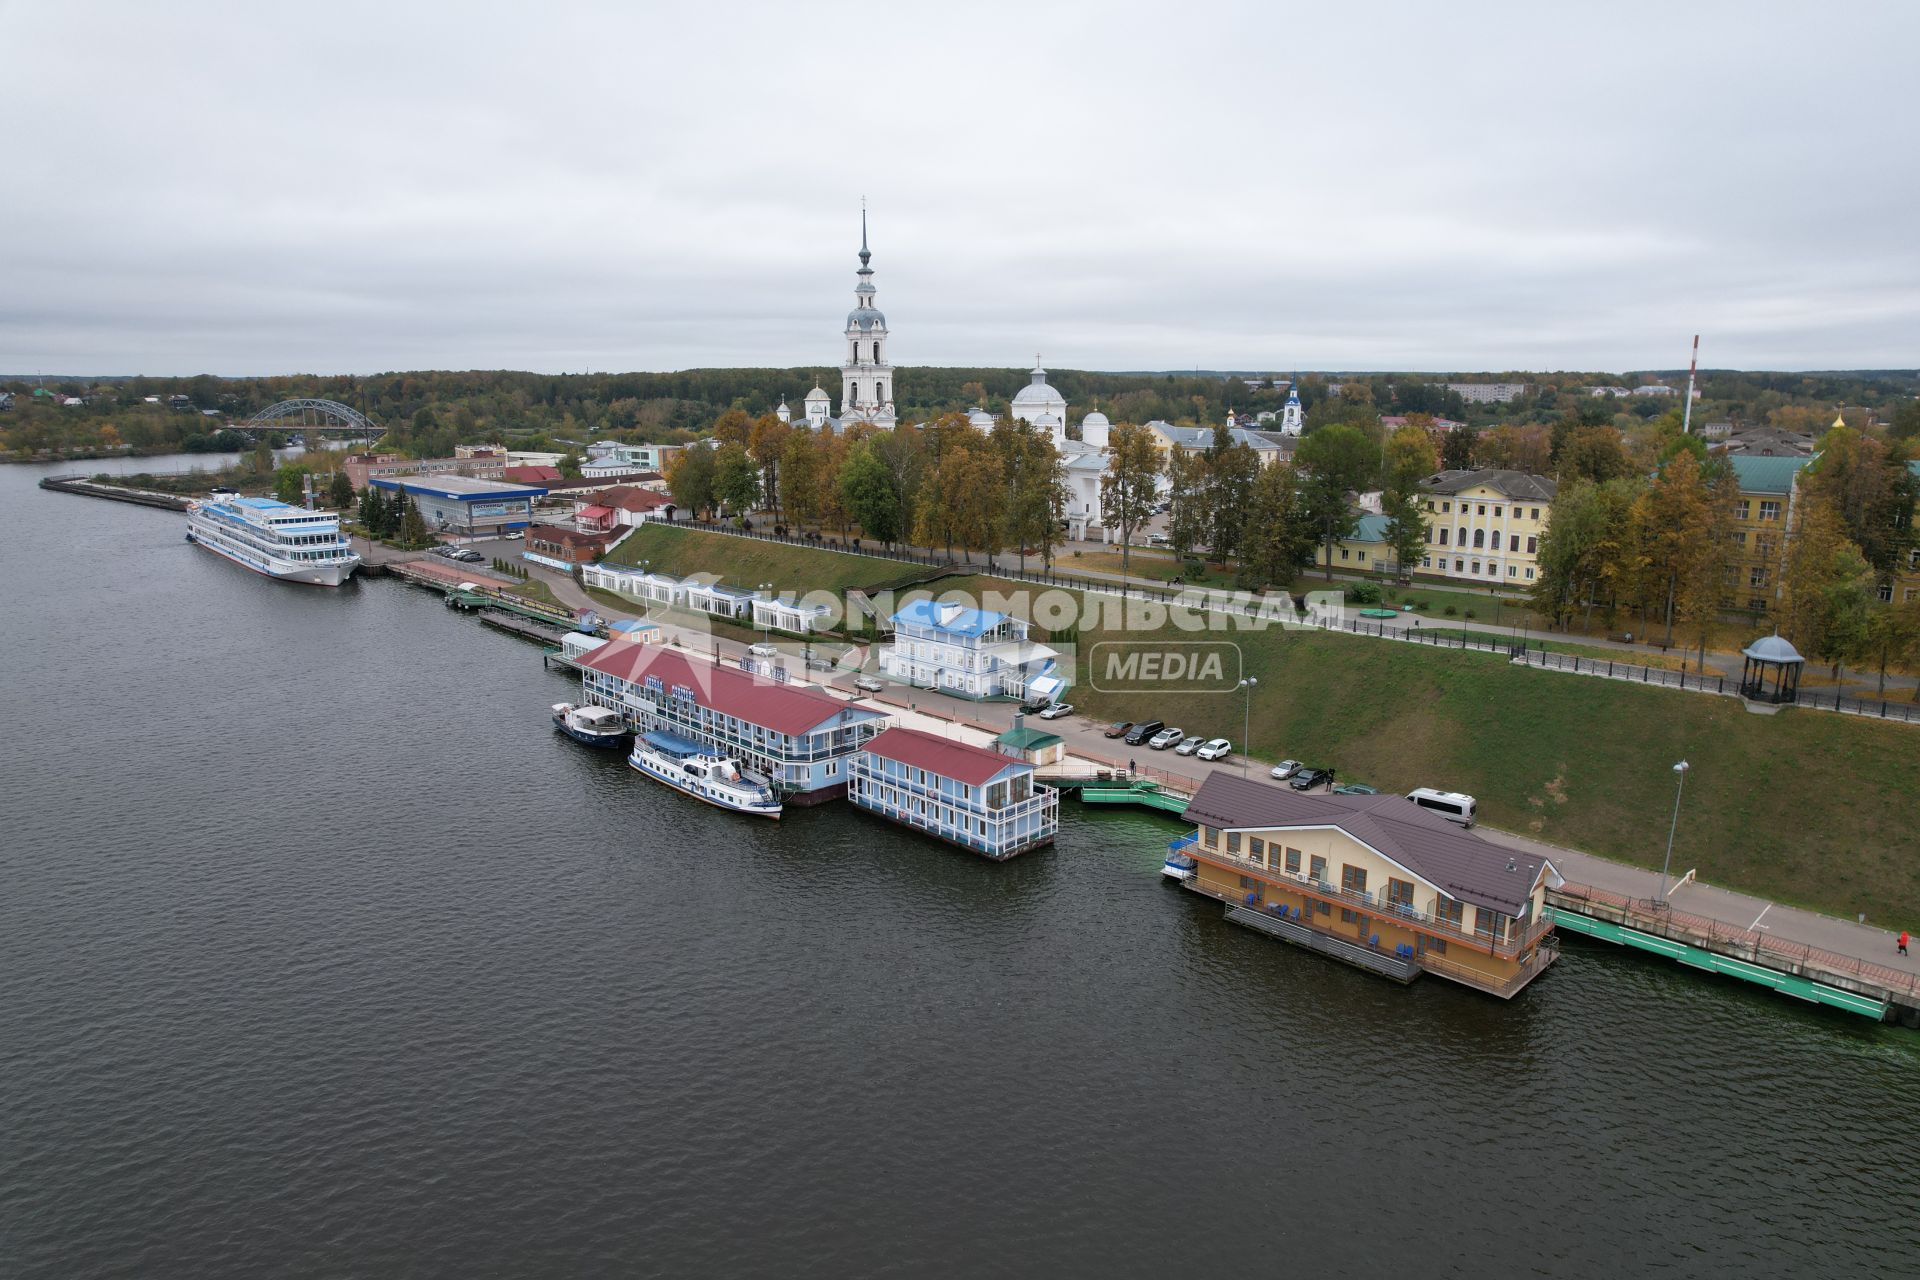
[878,600,1067,702]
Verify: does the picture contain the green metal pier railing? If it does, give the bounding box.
[1546,905,1891,1020]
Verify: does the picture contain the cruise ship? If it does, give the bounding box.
[185,495,361,586]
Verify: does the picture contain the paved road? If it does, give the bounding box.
[505,545,1920,988]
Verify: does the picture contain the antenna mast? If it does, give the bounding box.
[1681,334,1699,435]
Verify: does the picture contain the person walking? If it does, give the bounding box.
[1900,930,1910,957]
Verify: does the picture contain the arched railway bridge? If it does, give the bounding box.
[233,398,384,439]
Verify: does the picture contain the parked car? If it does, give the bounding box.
[805,656,834,672]
[1104,721,1133,739]
[1147,726,1185,750]
[853,675,885,693]
[748,642,779,658]
[1174,734,1205,755]
[1333,783,1379,795]
[501,530,523,540]
[1269,759,1303,780]
[1038,702,1073,720]
[1147,533,1170,547]
[1196,738,1233,761]
[1290,767,1334,791]
[454,550,485,563]
[1124,720,1165,747]
[1021,697,1053,715]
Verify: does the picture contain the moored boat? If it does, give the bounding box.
[628,729,783,818]
[552,702,630,749]
[185,494,359,586]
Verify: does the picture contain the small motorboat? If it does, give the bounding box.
[552,702,631,749]
[628,730,783,818]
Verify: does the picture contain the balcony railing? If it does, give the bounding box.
[1189,844,1550,958]
[848,760,1058,820]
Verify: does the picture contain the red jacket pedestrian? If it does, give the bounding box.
[1900,930,1910,957]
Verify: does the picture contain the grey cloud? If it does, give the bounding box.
[2,1,1916,376]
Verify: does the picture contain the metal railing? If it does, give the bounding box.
[1550,882,1920,1001]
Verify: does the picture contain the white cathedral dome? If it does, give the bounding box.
[1081,411,1110,430]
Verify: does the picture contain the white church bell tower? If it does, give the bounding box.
[840,208,895,426]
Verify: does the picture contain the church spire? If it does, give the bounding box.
[859,201,871,270]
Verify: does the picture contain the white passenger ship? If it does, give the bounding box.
[185,494,361,586]
[628,730,783,819]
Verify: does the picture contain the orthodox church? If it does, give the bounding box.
[769,215,1126,541]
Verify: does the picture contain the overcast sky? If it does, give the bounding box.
[3,1,1916,377]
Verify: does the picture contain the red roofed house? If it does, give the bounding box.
[525,523,614,565]
[573,484,672,531]
[848,725,1059,859]
[504,464,563,485]
[578,642,889,804]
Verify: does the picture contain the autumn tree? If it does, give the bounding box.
[1439,425,1476,470]
[778,428,824,526]
[1100,422,1164,585]
[838,441,901,546]
[991,415,1063,572]
[712,408,753,450]
[712,443,760,517]
[1207,440,1261,562]
[1295,424,1374,580]
[1165,448,1207,558]
[1631,450,1726,652]
[665,445,716,519]
[1381,424,1438,496]
[1556,425,1634,486]
[1239,461,1315,590]
[1780,504,1877,679]
[1800,424,1918,582]
[749,414,790,517]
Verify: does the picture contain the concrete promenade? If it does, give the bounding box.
[491,541,1920,1003]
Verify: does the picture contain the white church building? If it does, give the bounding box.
[769,215,1132,543]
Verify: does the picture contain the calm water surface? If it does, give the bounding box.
[3,458,1918,1278]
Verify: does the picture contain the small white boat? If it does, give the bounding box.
[552,702,630,749]
[1162,835,1198,884]
[628,730,783,819]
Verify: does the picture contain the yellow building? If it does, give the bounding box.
[1174,773,1560,998]
[1721,454,1809,614]
[1414,469,1556,587]
[1312,513,1393,573]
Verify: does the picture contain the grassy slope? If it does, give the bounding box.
[1072,624,1920,920]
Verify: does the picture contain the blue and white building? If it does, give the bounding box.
[848,726,1059,859]
[879,600,1067,701]
[371,475,545,537]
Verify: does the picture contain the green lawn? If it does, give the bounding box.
[1071,623,1920,921]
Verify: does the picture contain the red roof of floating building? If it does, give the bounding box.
[861,726,1025,786]
[578,642,880,737]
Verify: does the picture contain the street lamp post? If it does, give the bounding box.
[758,581,774,646]
[1236,676,1258,776]
[1656,760,1690,906]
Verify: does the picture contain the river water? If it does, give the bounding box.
[3,457,1918,1278]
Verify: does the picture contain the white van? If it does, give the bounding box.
[1407,787,1477,827]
